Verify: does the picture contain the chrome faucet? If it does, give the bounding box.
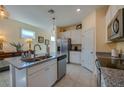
[33,44,42,58]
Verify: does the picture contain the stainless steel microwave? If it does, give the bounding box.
[107,8,124,41]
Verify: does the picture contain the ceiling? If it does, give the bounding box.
[5,5,103,31]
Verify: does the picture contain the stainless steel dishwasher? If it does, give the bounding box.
[57,55,67,80]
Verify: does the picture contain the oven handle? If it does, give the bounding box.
[95,59,101,87]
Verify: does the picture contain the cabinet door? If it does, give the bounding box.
[28,63,57,87]
[62,31,71,39]
[71,30,81,44]
[28,68,49,87]
[70,51,81,64]
[47,63,57,86]
[28,59,57,87]
[65,31,71,39]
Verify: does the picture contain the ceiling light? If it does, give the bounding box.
[0,5,9,19]
[76,8,81,12]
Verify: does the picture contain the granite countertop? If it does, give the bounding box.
[5,54,66,70]
[96,52,124,70]
[101,67,124,87]
[96,52,124,87]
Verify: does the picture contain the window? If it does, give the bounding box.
[21,29,35,39]
[51,36,55,41]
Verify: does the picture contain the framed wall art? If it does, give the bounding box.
[38,36,44,43]
[45,39,49,45]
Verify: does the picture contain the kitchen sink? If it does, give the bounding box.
[21,56,52,62]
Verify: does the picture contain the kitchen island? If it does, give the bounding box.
[5,54,66,87]
[96,52,124,87]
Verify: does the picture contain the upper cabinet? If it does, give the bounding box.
[59,30,71,39]
[59,29,81,44]
[63,30,71,39]
[71,29,81,44]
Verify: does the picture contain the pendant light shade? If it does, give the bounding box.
[48,9,56,41]
[0,5,9,19]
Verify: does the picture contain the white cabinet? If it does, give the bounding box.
[60,31,71,39]
[70,51,81,64]
[60,29,81,44]
[28,59,57,87]
[64,31,71,39]
[47,63,57,86]
[28,68,49,87]
[71,30,81,44]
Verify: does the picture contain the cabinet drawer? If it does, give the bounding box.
[28,62,57,87]
[27,59,57,76]
[70,51,81,64]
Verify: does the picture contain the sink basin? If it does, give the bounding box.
[21,57,41,62]
[21,56,52,62]
[37,56,52,59]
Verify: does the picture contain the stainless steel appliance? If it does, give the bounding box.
[95,59,101,87]
[57,39,71,63]
[108,8,124,41]
[57,55,66,80]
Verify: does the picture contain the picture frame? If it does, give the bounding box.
[38,36,44,43]
[45,39,49,45]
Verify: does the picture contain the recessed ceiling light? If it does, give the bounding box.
[76,8,80,12]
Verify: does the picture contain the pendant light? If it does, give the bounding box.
[48,9,56,41]
[51,17,56,41]
[0,5,9,19]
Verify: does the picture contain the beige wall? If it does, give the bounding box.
[82,11,96,31]
[116,42,124,53]
[0,19,51,54]
[96,6,116,52]
[81,6,117,53]
[81,11,96,55]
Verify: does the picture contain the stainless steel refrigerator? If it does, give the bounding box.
[57,38,71,63]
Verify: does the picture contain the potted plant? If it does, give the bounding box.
[10,42,23,52]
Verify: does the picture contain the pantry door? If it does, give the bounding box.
[81,29,95,72]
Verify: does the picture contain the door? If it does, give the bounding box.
[81,29,95,72]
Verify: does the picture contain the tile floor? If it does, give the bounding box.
[0,64,97,87]
[54,64,97,87]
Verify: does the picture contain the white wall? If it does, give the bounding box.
[0,19,52,54]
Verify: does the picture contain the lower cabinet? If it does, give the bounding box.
[27,59,57,87]
[70,51,81,64]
